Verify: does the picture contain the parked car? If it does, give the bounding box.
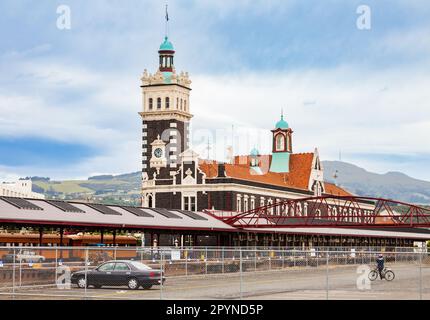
[71,260,165,290]
[2,250,46,263]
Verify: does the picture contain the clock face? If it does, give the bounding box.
[154,148,163,158]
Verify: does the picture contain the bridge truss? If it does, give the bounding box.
[222,195,430,229]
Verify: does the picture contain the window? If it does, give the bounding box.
[244,198,249,211]
[157,97,161,109]
[267,199,273,214]
[148,98,153,110]
[183,196,196,211]
[129,261,152,270]
[98,262,116,272]
[165,97,170,109]
[276,134,285,151]
[236,195,242,212]
[180,99,183,110]
[190,196,196,212]
[177,97,179,109]
[114,263,130,271]
[183,100,187,111]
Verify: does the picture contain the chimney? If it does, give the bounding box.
[217,163,226,178]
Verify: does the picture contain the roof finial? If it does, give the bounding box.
[165,3,170,38]
[281,108,284,120]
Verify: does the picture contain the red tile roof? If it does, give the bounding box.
[199,153,352,196]
[199,153,312,191]
[324,182,353,196]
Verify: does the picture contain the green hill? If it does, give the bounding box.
[32,172,141,205]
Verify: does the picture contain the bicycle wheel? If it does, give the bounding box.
[368,270,378,281]
[384,270,395,281]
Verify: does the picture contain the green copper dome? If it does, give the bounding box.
[275,115,289,129]
[159,36,174,51]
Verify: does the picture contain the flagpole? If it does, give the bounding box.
[165,4,169,37]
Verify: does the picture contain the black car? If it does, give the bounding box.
[71,260,165,290]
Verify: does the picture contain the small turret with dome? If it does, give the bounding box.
[158,36,175,74]
[269,111,294,173]
[275,115,289,130]
[159,36,175,51]
[249,147,263,175]
[141,34,191,87]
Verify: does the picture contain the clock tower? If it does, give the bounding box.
[139,34,193,207]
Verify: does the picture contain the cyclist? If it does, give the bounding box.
[376,254,385,279]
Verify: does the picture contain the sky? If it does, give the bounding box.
[0,0,430,181]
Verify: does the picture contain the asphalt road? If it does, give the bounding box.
[1,263,429,300]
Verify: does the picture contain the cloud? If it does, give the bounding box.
[1,0,430,182]
[190,64,430,179]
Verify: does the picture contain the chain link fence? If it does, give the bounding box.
[0,246,428,300]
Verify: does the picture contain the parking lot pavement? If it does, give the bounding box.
[1,264,429,300]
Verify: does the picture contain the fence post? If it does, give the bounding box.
[204,248,208,275]
[240,248,243,300]
[326,251,329,300]
[293,250,296,267]
[222,247,225,274]
[84,248,89,300]
[55,247,58,286]
[419,251,423,300]
[12,248,16,299]
[160,249,164,300]
[269,253,272,270]
[282,250,285,269]
[19,257,22,288]
[185,249,188,278]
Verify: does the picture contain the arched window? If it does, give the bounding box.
[165,97,170,109]
[180,99,183,110]
[275,134,285,151]
[176,97,179,109]
[148,98,153,110]
[157,97,161,109]
[183,100,187,111]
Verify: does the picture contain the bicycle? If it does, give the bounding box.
[368,267,395,281]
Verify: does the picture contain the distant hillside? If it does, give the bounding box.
[323,161,430,204]
[30,162,430,205]
[32,172,141,206]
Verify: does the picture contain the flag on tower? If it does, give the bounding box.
[166,5,169,21]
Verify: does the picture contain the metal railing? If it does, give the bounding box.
[0,246,428,300]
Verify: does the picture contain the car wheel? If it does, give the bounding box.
[142,284,152,290]
[77,276,88,289]
[38,258,43,263]
[127,278,139,290]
